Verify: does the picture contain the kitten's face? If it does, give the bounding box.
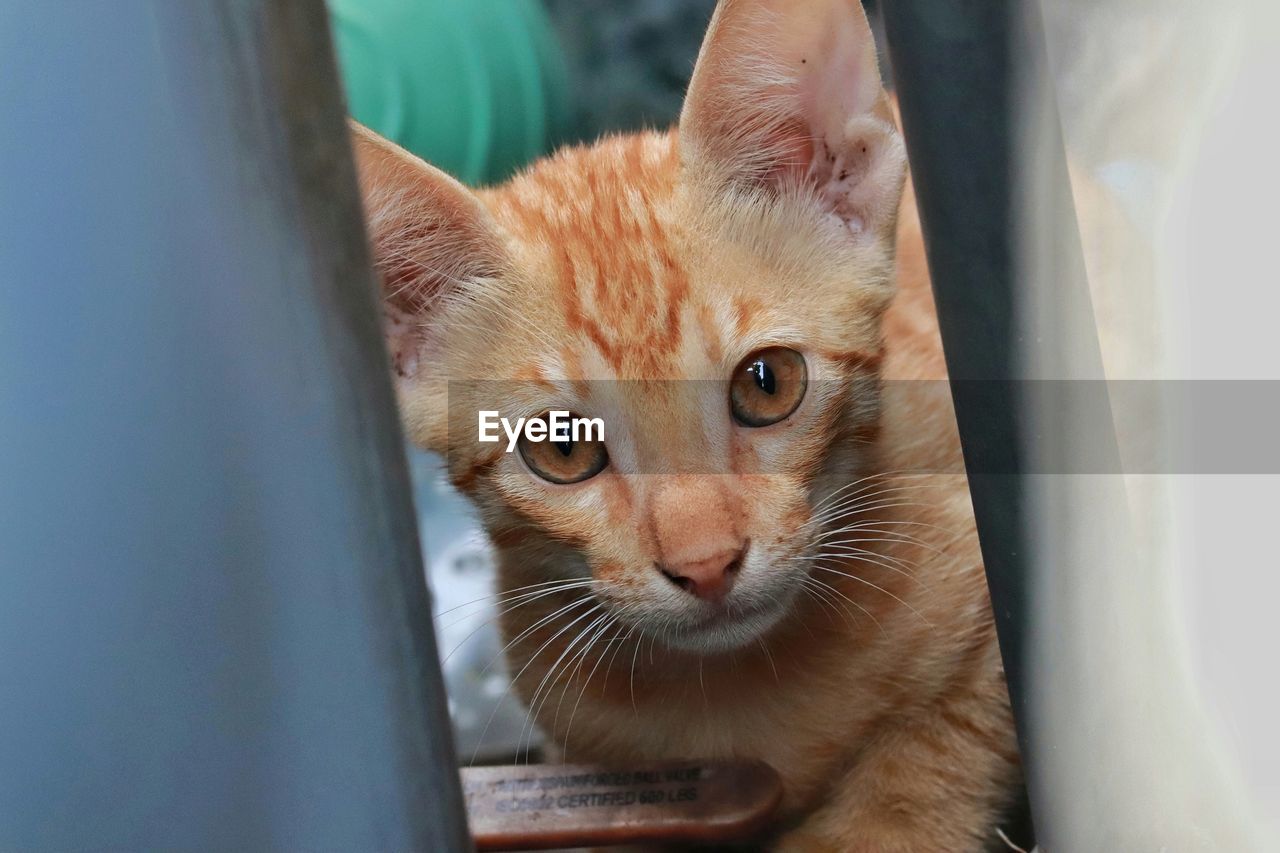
[354,0,907,652]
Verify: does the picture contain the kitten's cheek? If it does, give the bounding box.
[594,569,677,610]
[590,561,627,585]
[590,562,659,602]
[778,499,812,533]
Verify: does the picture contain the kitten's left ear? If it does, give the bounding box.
[680,0,906,241]
[349,121,508,381]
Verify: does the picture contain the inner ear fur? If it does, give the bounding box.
[350,122,508,379]
[679,0,907,242]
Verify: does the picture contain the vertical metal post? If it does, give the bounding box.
[0,2,469,849]
[884,2,1269,848]
[881,0,1112,843]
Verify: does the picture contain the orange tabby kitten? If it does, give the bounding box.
[352,0,1020,848]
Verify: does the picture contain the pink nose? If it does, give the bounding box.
[659,547,745,603]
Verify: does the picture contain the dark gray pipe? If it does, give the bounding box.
[878,3,1269,848]
[0,3,469,849]
[881,0,1118,844]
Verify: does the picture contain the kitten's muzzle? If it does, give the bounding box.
[657,542,747,604]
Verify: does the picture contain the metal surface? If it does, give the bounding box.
[881,0,1114,844]
[0,3,469,849]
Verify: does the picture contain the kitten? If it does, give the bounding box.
[352,0,1020,849]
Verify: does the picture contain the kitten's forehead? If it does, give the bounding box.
[486,132,701,379]
[481,128,885,384]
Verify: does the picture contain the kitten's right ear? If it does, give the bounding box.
[350,122,507,379]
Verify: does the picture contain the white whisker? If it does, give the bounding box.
[811,563,934,631]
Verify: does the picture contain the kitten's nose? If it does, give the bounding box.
[658,546,745,603]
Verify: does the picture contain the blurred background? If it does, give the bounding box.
[329,0,717,186]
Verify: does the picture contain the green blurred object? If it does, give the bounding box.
[329,0,570,186]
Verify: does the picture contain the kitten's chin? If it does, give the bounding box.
[660,597,791,654]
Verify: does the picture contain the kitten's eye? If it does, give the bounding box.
[518,414,609,484]
[730,347,807,427]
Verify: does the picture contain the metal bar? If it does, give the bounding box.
[881,0,1117,843]
[882,2,1274,848]
[0,2,469,849]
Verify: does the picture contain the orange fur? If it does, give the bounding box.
[351,1,1020,848]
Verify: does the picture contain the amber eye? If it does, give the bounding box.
[730,347,807,427]
[517,413,609,484]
